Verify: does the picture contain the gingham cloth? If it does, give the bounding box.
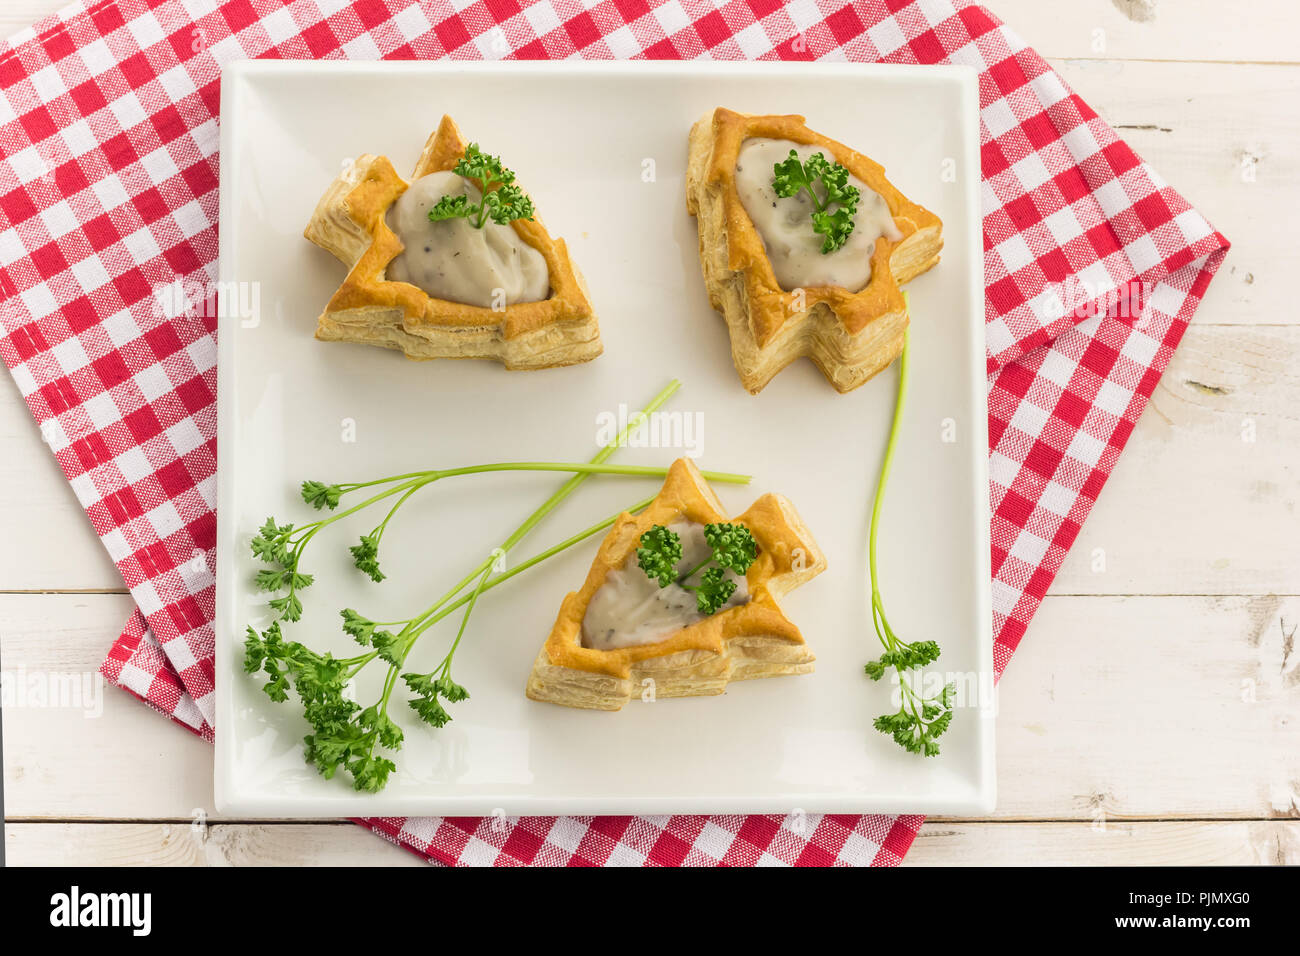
[0,0,1228,867]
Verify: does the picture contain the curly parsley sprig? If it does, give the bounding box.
[771,148,861,254]
[636,521,758,615]
[864,296,956,756]
[429,143,535,229]
[246,381,752,792]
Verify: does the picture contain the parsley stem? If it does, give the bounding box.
[284,457,749,605]
[416,493,658,633]
[249,379,761,790]
[678,555,713,584]
[299,479,427,536]
[397,380,688,651]
[346,490,656,673]
[424,461,750,483]
[868,326,909,634]
[862,293,956,755]
[336,472,434,491]
[372,481,429,542]
[436,563,493,674]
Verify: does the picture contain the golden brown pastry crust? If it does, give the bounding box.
[685,107,943,394]
[304,115,602,369]
[526,458,827,711]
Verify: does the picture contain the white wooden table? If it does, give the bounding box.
[3,1,1298,866]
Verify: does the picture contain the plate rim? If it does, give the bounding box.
[213,56,995,817]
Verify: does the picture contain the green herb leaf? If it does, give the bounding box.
[429,192,470,222]
[370,629,404,667]
[348,754,396,793]
[250,517,294,565]
[268,591,303,623]
[636,525,683,588]
[703,522,757,575]
[340,608,377,644]
[693,565,737,615]
[349,533,386,583]
[427,144,535,230]
[637,523,752,616]
[301,480,342,511]
[434,674,470,703]
[359,704,405,750]
[771,148,861,254]
[402,670,470,729]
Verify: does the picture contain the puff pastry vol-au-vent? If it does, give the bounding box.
[526,458,827,711]
[686,107,943,394]
[303,115,601,370]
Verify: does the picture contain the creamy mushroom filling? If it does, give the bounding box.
[385,171,549,308]
[733,137,902,292]
[580,520,749,651]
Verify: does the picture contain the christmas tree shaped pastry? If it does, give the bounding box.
[304,115,601,369]
[527,458,826,711]
[686,107,942,393]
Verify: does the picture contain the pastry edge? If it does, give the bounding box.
[525,641,817,711]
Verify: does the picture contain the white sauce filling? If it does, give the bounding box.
[734,138,902,292]
[385,171,549,308]
[581,520,750,651]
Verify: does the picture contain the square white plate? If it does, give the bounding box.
[215,59,993,817]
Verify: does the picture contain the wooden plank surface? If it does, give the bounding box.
[1,0,1295,866]
[905,820,1300,866]
[1053,325,1300,594]
[6,819,1297,866]
[4,822,424,866]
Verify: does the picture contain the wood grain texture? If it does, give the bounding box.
[1,594,215,818]
[7,819,1297,866]
[994,0,1300,64]
[980,594,1300,821]
[1053,326,1300,594]
[905,820,1300,866]
[4,822,424,866]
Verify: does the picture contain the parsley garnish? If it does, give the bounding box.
[245,382,752,792]
[771,148,861,254]
[864,296,956,756]
[636,521,757,615]
[428,143,535,229]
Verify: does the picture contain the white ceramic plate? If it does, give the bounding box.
[215,59,993,817]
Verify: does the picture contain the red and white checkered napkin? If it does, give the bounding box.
[0,0,1227,866]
